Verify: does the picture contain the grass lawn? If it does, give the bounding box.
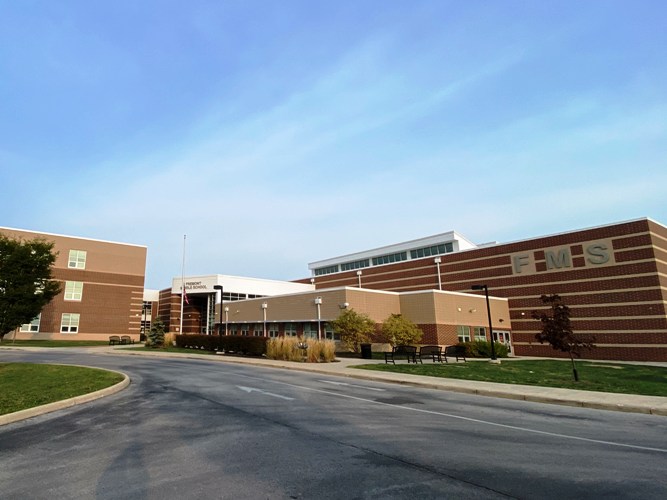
[355,360,667,397]
[0,363,124,415]
[0,340,110,347]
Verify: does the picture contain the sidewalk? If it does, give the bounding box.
[104,346,667,416]
[4,345,667,417]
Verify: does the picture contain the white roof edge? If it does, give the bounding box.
[235,286,401,302]
[0,226,147,249]
[308,230,475,268]
[174,273,314,287]
[399,289,509,301]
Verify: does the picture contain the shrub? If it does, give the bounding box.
[146,318,166,348]
[266,336,336,362]
[381,313,423,347]
[460,340,509,358]
[174,334,268,355]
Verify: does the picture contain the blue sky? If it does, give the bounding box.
[2,1,666,289]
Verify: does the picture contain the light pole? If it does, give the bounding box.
[471,284,497,361]
[356,270,362,288]
[213,285,223,336]
[434,257,442,290]
[262,302,268,337]
[314,296,322,340]
[224,306,229,335]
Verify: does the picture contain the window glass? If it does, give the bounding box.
[456,325,470,343]
[68,250,87,269]
[61,313,80,333]
[64,281,83,301]
[474,326,487,341]
[284,322,297,337]
[20,314,41,332]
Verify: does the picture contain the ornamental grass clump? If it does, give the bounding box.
[267,337,336,362]
[266,336,303,362]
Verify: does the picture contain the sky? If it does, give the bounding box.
[1,1,666,289]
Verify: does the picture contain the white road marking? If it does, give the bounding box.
[318,380,386,391]
[226,372,667,454]
[236,385,294,401]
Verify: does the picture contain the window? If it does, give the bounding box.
[474,327,487,341]
[253,324,264,337]
[284,323,297,337]
[303,322,318,339]
[410,242,454,260]
[340,259,369,272]
[324,324,340,341]
[268,324,280,338]
[20,314,41,332]
[314,265,339,276]
[372,251,407,266]
[240,326,249,336]
[230,325,238,335]
[456,325,471,343]
[64,281,83,301]
[68,250,87,269]
[61,313,80,333]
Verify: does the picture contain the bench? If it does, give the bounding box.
[444,345,467,362]
[120,335,135,345]
[384,345,419,364]
[109,335,121,346]
[419,345,443,363]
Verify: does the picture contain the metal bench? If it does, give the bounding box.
[444,345,467,362]
[384,345,419,364]
[109,335,121,346]
[419,345,444,363]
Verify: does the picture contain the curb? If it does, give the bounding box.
[0,368,130,427]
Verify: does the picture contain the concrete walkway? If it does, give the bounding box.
[3,345,667,419]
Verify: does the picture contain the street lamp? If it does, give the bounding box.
[471,284,497,361]
[213,285,223,336]
[261,302,268,337]
[356,270,362,288]
[434,257,442,290]
[314,296,322,340]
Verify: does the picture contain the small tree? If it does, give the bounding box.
[532,294,595,381]
[0,235,62,341]
[329,309,375,353]
[381,313,423,347]
[146,318,166,348]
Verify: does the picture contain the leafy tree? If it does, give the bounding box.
[0,235,61,341]
[532,294,595,381]
[329,309,375,353]
[146,318,166,348]
[381,313,423,347]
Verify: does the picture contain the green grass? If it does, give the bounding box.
[0,363,124,415]
[355,360,667,397]
[0,340,110,347]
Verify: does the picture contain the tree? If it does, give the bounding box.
[381,313,423,347]
[329,309,375,353]
[0,235,61,341]
[532,294,595,381]
[146,318,166,348]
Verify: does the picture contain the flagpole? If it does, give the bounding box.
[179,234,186,335]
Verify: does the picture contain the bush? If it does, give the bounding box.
[266,336,336,362]
[146,318,166,348]
[174,334,268,356]
[460,340,509,358]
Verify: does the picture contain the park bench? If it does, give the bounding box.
[444,345,467,362]
[120,335,135,345]
[384,345,419,364]
[109,335,121,346]
[418,345,443,363]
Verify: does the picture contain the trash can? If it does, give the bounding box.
[360,343,372,359]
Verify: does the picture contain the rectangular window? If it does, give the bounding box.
[64,281,84,301]
[268,324,280,338]
[324,325,339,341]
[68,250,87,269]
[230,325,238,335]
[340,259,369,272]
[456,325,471,343]
[303,322,318,339]
[20,314,41,332]
[372,251,408,266]
[253,324,264,337]
[284,323,297,337]
[410,242,453,260]
[61,313,80,333]
[474,327,487,341]
[240,326,249,336]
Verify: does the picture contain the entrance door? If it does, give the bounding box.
[492,330,512,355]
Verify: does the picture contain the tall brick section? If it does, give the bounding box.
[300,219,667,361]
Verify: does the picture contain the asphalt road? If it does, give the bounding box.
[1,350,666,499]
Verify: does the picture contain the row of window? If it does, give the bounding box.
[410,242,454,259]
[313,242,455,276]
[456,325,487,343]
[221,292,266,301]
[21,313,80,334]
[227,322,340,340]
[372,251,407,266]
[340,259,370,272]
